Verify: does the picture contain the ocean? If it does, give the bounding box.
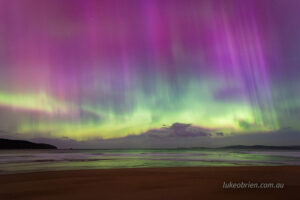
[1,148,300,174]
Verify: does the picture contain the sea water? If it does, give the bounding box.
[1,148,300,174]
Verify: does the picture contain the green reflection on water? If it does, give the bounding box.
[1,149,299,174]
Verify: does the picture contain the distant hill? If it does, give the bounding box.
[222,145,300,150]
[0,138,57,149]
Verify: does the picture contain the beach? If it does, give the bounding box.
[0,166,299,200]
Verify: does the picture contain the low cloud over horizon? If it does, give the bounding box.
[1,123,299,149]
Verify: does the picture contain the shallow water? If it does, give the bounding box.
[1,149,300,174]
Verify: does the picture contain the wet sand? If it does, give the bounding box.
[0,166,299,200]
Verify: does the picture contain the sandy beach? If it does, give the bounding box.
[0,166,299,200]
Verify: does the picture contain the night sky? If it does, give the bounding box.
[0,0,299,148]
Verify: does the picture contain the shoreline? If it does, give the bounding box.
[1,166,299,199]
[0,164,299,175]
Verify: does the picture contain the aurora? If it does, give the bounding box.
[0,0,299,147]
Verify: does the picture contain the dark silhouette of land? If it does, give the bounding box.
[0,138,57,149]
[221,145,300,150]
[1,137,300,150]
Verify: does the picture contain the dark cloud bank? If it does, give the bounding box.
[1,124,300,149]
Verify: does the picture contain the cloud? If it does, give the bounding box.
[215,132,224,136]
[1,123,300,149]
[212,128,300,147]
[147,123,211,138]
[24,123,215,148]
